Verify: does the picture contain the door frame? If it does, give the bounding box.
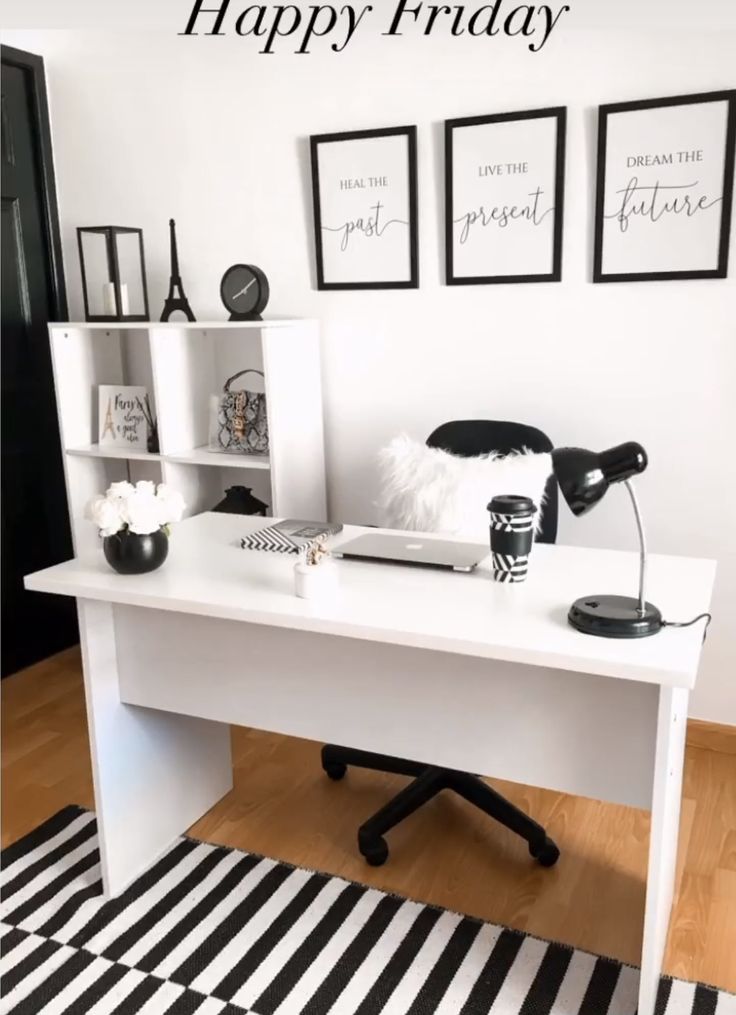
[2,44,67,320]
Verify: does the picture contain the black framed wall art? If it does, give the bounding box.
[309,126,418,290]
[594,90,736,282]
[445,107,566,285]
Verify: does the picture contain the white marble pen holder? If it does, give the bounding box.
[294,559,338,600]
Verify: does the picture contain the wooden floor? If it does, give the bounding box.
[2,647,735,993]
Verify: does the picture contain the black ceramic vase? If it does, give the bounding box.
[103,529,169,575]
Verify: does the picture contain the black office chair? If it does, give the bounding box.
[321,420,560,868]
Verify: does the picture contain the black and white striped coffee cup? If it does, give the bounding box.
[487,495,536,583]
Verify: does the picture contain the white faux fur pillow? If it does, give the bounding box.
[378,435,552,541]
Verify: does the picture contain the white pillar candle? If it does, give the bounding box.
[102,282,130,316]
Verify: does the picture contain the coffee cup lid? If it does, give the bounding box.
[487,495,536,515]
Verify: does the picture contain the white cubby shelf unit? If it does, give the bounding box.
[50,320,327,556]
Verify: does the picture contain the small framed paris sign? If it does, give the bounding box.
[594,90,736,282]
[310,125,418,290]
[445,107,566,285]
[98,385,149,450]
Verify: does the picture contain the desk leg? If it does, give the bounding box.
[78,599,233,897]
[638,685,688,1015]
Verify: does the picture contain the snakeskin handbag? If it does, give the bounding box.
[209,369,269,455]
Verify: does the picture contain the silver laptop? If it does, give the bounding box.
[332,533,489,572]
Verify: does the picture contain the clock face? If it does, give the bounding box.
[221,264,269,317]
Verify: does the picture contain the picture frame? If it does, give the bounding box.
[98,385,149,450]
[445,107,566,285]
[309,125,418,290]
[593,90,736,282]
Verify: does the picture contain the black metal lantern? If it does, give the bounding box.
[77,226,149,322]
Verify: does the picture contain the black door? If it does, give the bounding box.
[1,46,77,676]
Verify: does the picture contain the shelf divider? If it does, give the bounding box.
[66,443,163,463]
[162,447,271,470]
[66,443,271,471]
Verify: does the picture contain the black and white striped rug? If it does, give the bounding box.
[1,807,732,1015]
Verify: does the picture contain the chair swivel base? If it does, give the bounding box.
[322,745,560,869]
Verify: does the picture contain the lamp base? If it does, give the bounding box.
[568,594,663,639]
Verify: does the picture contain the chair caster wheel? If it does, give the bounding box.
[321,748,347,781]
[530,837,560,867]
[359,836,389,867]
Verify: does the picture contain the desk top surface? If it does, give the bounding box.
[26,513,716,689]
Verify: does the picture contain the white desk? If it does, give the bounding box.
[25,513,716,1015]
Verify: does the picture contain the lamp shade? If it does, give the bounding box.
[552,442,648,517]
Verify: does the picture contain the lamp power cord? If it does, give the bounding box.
[661,612,712,642]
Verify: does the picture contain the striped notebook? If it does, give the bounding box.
[241,519,343,555]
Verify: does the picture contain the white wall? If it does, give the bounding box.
[5,28,735,724]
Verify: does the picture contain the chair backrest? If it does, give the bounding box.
[426,420,558,545]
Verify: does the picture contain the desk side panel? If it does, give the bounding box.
[79,599,233,896]
[115,606,658,810]
[638,685,689,1015]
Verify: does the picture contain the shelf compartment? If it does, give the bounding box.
[65,453,164,556]
[148,325,266,456]
[161,461,272,519]
[50,325,156,452]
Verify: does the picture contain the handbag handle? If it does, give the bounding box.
[223,369,265,393]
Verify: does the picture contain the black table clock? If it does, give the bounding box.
[220,264,270,321]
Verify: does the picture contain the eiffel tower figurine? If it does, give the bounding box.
[160,219,196,322]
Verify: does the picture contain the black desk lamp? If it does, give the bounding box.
[552,442,663,638]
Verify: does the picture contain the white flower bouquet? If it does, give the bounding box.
[86,481,185,537]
